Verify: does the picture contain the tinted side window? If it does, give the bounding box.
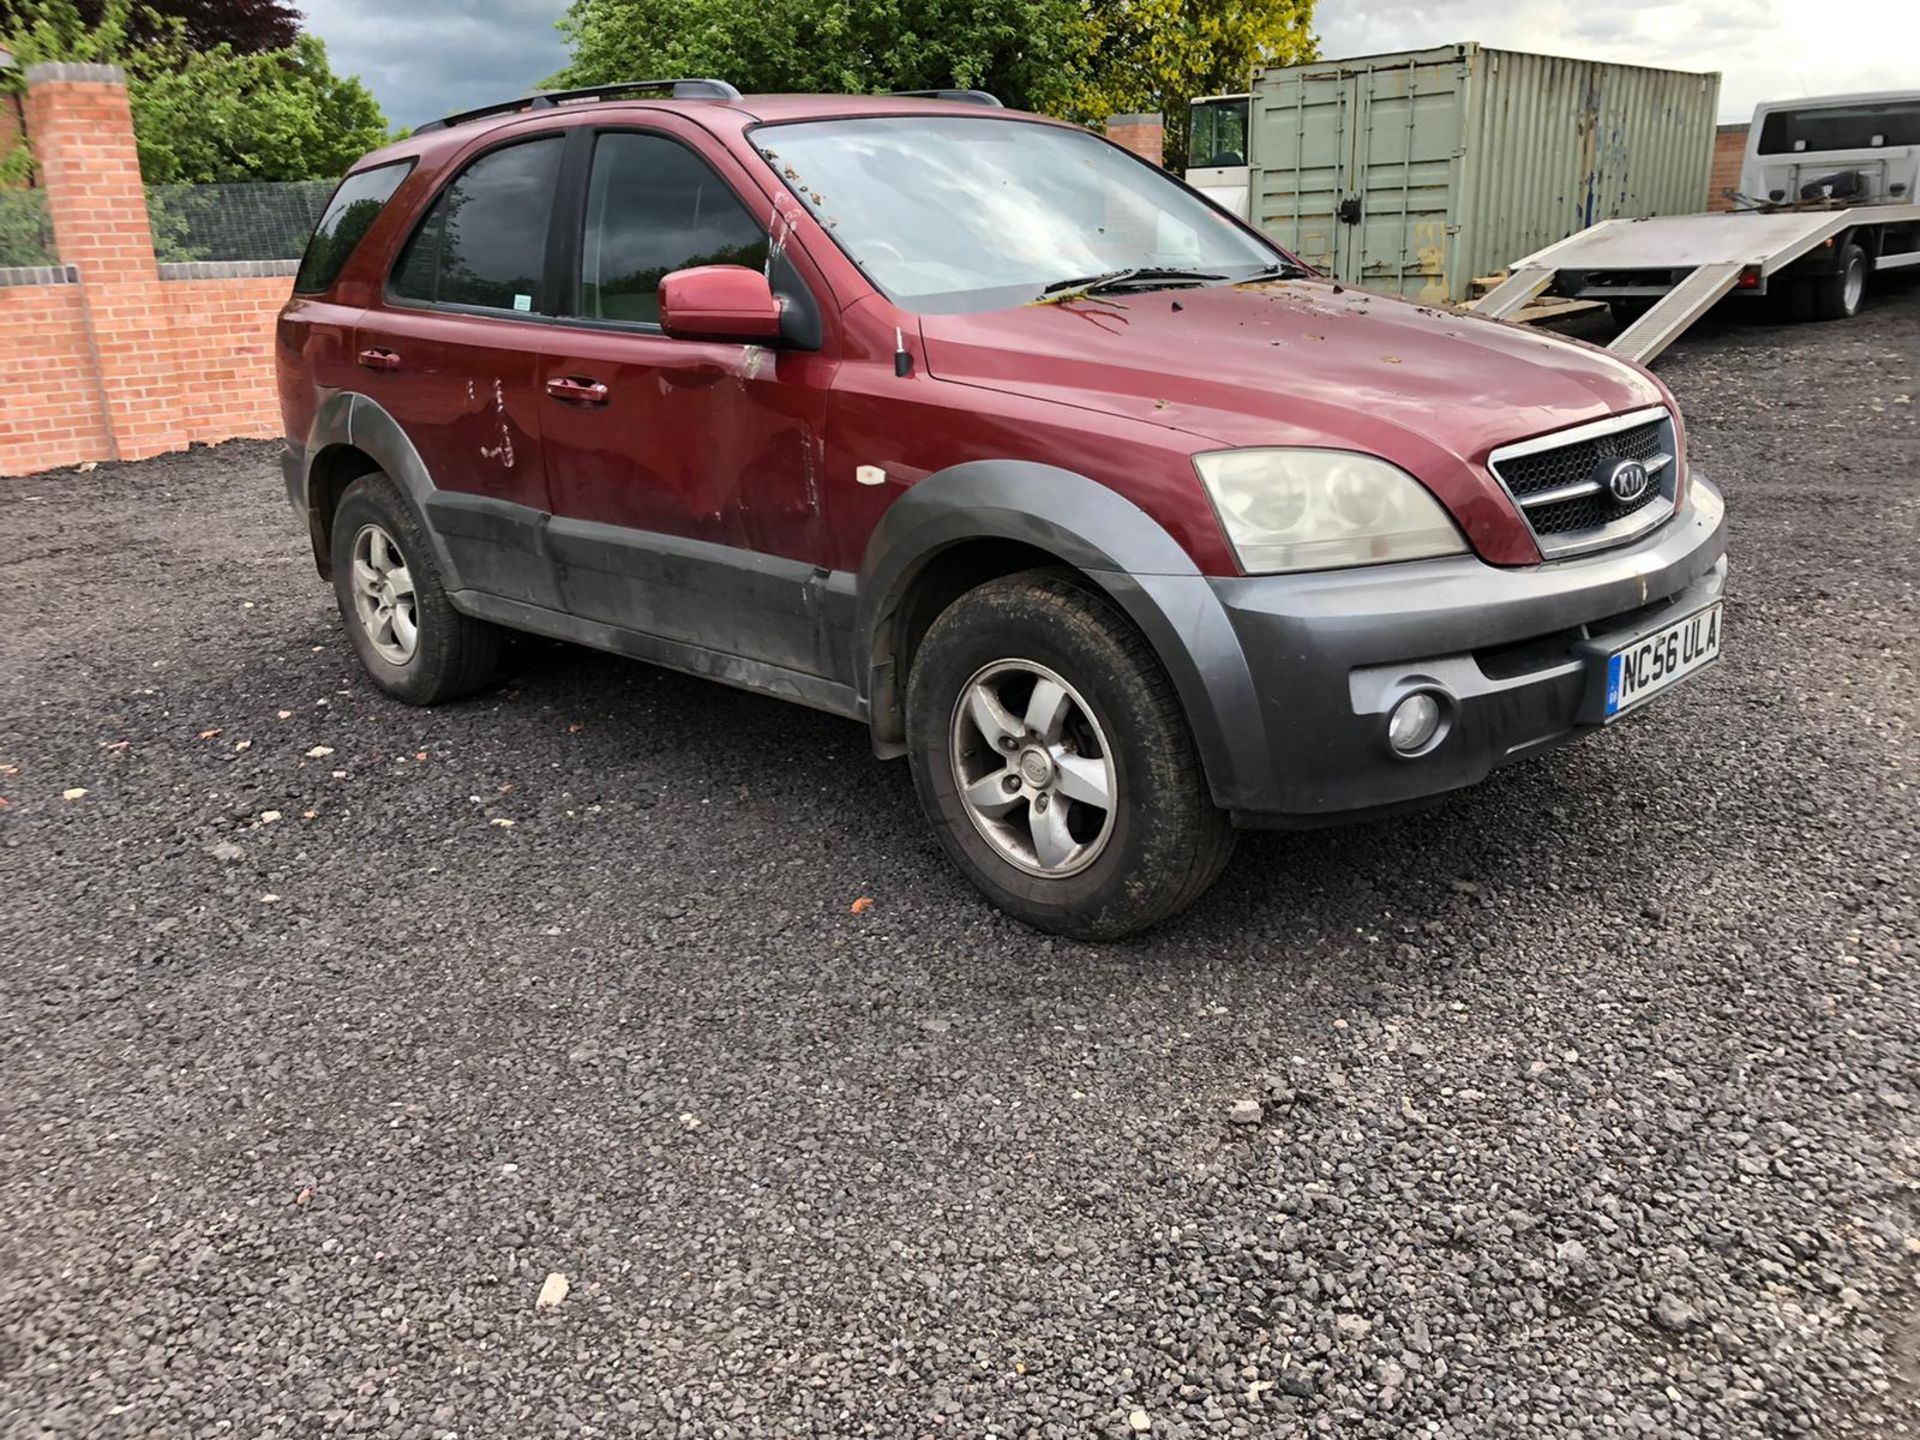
[294,160,413,294]
[578,132,770,325]
[390,137,563,312]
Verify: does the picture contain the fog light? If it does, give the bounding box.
[1387,692,1442,754]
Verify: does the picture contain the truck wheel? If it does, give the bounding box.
[330,471,500,705]
[1607,298,1651,329]
[905,570,1235,940]
[1804,240,1868,322]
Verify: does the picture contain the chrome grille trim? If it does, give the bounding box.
[1515,451,1674,510]
[1488,406,1681,560]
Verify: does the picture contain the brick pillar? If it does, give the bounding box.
[24,62,183,460]
[1105,112,1165,168]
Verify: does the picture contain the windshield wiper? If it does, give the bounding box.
[1241,260,1313,280]
[1039,266,1227,300]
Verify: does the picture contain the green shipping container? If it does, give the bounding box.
[1249,43,1721,303]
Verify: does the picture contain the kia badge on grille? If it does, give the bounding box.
[1604,458,1651,504]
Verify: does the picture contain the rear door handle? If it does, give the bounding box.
[356,347,401,372]
[545,376,609,406]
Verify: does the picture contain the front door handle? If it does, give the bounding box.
[356,347,401,372]
[545,376,609,406]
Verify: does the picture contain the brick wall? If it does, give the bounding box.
[1106,112,1165,168]
[0,64,295,478]
[161,268,296,446]
[0,270,112,475]
[1708,124,1749,210]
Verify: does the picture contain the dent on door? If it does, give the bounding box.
[538,332,841,681]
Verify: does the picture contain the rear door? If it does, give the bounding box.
[537,122,840,676]
[353,132,567,606]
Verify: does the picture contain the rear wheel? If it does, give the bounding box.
[905,570,1235,940]
[330,471,500,705]
[1794,239,1868,322]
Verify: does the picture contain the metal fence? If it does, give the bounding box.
[145,180,335,263]
[0,189,56,267]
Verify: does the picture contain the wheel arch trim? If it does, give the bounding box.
[299,391,467,590]
[856,460,1278,811]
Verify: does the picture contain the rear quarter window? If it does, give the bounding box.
[293,160,415,295]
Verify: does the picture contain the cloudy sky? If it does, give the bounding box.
[301,0,1918,133]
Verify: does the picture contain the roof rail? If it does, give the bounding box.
[414,78,742,134]
[889,89,1003,108]
[414,93,555,135]
[544,78,743,105]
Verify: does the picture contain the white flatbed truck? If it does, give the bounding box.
[1473,90,1920,363]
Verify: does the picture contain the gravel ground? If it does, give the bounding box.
[1,291,1917,1440]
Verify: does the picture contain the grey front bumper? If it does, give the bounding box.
[1206,475,1729,827]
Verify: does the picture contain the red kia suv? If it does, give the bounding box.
[276,80,1728,939]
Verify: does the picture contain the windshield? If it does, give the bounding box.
[756,115,1282,314]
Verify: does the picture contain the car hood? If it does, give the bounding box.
[918,279,1669,563]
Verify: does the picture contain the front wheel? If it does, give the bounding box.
[905,570,1235,940]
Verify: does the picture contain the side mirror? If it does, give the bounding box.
[658,265,784,343]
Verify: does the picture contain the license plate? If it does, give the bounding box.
[1604,603,1721,718]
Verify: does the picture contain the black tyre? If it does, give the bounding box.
[905,569,1235,940]
[1806,240,1869,321]
[1607,298,1651,329]
[330,471,500,705]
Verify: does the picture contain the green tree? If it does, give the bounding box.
[1075,0,1316,169]
[546,0,1092,117]
[132,33,390,182]
[1,0,390,183]
[546,0,1316,169]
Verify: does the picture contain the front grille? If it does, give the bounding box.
[1489,409,1678,559]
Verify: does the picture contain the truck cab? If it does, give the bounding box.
[1184,93,1252,220]
[1741,91,1920,207]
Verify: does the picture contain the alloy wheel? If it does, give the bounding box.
[349,522,419,665]
[948,659,1118,878]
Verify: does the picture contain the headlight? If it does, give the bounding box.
[1194,448,1467,574]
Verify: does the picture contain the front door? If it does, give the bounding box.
[538,124,838,677]
[353,132,568,607]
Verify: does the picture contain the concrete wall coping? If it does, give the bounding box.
[24,62,127,86]
[0,263,79,287]
[158,259,302,281]
[1106,112,1164,127]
